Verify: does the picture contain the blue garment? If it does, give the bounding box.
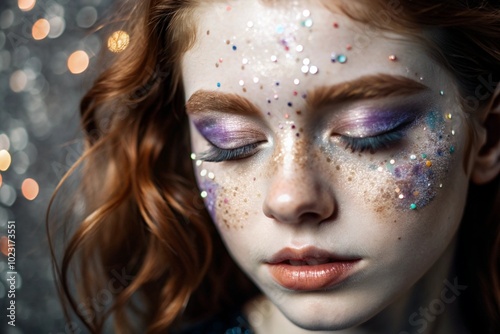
[173,310,254,334]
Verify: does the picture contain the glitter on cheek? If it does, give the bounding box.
[199,179,219,220]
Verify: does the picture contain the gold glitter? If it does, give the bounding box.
[425,160,432,167]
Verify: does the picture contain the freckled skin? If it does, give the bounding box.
[184,1,471,332]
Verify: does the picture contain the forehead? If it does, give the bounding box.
[182,0,440,100]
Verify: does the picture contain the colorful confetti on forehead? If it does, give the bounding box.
[210,5,357,107]
[207,3,413,118]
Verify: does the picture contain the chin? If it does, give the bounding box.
[274,295,375,331]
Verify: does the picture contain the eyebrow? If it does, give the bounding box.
[306,74,430,110]
[185,74,429,115]
[186,90,261,115]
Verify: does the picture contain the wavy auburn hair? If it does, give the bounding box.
[48,0,500,333]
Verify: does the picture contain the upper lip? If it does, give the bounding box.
[267,246,360,265]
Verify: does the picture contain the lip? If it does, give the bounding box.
[266,247,361,291]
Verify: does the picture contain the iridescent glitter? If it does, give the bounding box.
[337,54,347,63]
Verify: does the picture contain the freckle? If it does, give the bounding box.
[215,63,219,68]
[242,87,247,92]
[225,210,228,214]
[244,198,247,202]
[398,237,402,240]
[348,177,352,181]
[260,85,264,90]
[241,65,245,70]
[327,158,331,163]
[296,110,302,115]
[226,40,230,44]
[336,165,340,171]
[245,212,248,216]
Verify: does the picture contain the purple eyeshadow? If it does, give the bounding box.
[193,118,253,147]
[339,106,419,136]
[194,119,229,145]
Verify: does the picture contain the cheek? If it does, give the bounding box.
[193,159,260,230]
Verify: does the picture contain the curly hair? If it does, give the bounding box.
[47,0,500,333]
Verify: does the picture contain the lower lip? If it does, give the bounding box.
[267,260,361,291]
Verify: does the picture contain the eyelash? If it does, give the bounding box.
[342,131,405,153]
[197,142,262,162]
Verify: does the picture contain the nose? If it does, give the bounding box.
[263,159,336,225]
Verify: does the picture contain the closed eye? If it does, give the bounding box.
[340,121,412,153]
[197,141,264,162]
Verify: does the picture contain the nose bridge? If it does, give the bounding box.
[263,132,335,225]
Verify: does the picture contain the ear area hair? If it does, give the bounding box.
[471,84,500,185]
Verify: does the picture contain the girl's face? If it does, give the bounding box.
[182,0,472,330]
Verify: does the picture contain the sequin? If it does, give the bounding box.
[337,54,347,63]
[303,18,313,28]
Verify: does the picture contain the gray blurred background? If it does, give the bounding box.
[0,0,121,332]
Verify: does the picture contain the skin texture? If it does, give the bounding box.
[182,1,476,333]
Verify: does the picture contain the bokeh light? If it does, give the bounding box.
[0,150,12,171]
[48,16,65,39]
[21,178,39,200]
[32,18,50,40]
[67,50,89,74]
[0,236,9,256]
[18,0,36,12]
[107,30,130,53]
[10,70,28,92]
